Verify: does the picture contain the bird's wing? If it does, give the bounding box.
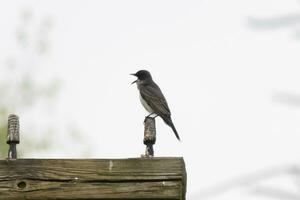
[140,82,171,117]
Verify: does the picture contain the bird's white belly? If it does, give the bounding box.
[139,94,154,113]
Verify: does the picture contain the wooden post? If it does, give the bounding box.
[7,114,20,159]
[143,117,156,157]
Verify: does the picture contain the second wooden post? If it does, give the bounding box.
[143,117,156,157]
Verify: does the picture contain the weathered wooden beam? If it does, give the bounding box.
[0,157,186,200]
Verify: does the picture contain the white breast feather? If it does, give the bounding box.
[139,94,154,113]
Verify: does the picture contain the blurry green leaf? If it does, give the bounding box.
[0,9,60,157]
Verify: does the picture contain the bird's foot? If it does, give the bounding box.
[146,113,158,118]
[144,114,158,123]
[146,113,154,118]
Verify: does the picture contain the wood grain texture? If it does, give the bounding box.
[0,157,186,200]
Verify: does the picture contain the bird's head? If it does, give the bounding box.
[130,70,152,84]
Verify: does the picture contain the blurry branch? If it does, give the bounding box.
[250,166,300,199]
[248,14,300,30]
[190,164,300,199]
[271,91,300,107]
[247,2,300,39]
[251,186,300,200]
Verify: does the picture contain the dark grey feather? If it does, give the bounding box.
[139,81,170,118]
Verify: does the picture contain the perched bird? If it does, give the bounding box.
[131,70,180,141]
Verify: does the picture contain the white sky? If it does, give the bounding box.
[1,0,300,199]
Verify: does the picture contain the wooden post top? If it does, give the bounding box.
[7,114,20,144]
[7,114,20,159]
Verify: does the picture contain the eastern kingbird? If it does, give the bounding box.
[131,70,180,141]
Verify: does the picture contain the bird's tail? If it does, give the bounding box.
[164,117,181,141]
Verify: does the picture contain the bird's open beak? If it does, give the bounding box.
[131,80,137,84]
[130,73,137,84]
